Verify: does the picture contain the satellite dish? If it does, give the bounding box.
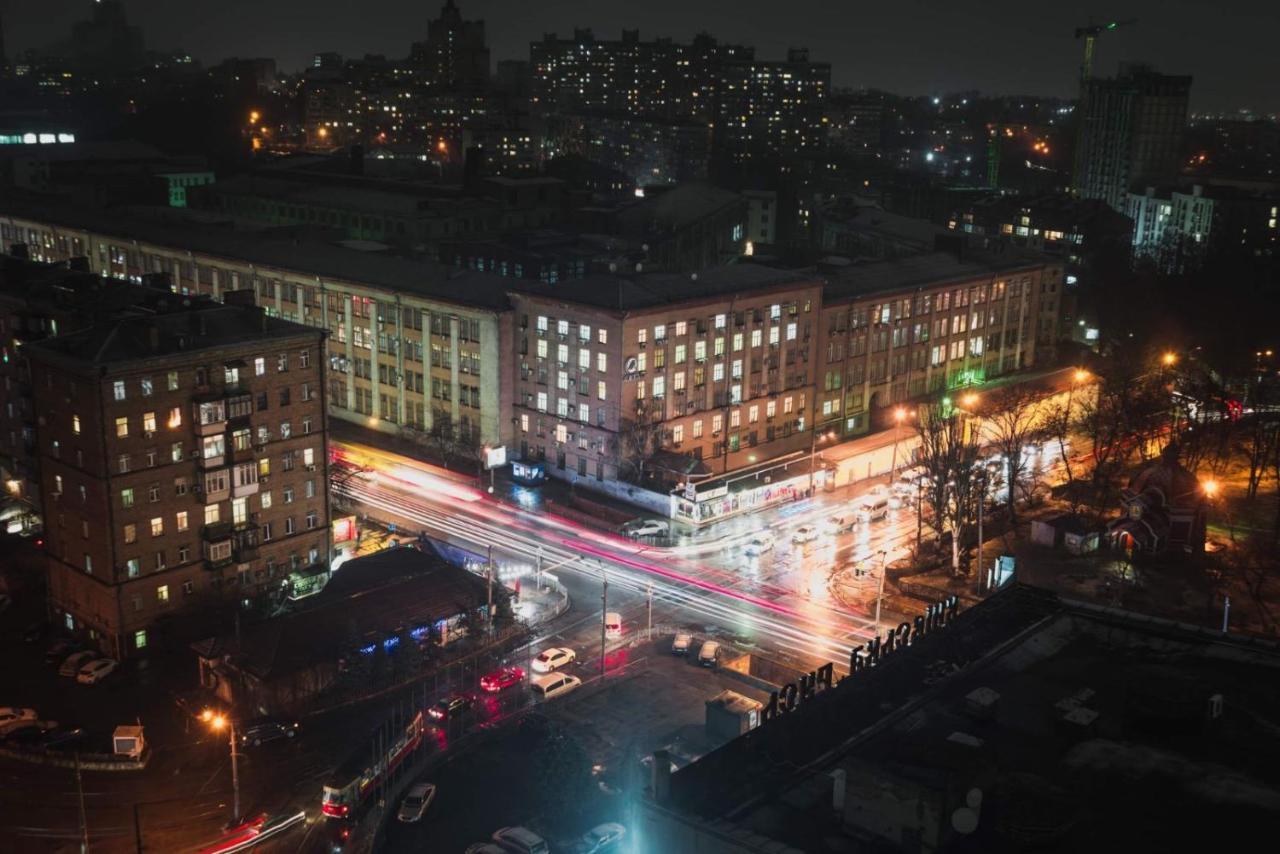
[966,788,983,809]
[951,807,979,835]
[691,273,698,281]
[608,262,617,273]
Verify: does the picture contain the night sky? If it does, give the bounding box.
[5,0,1276,113]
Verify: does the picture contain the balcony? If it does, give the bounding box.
[232,527,260,561]
[197,451,226,470]
[232,477,259,498]
[202,521,234,543]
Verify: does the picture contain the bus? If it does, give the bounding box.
[321,711,425,820]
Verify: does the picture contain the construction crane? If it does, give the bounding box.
[1075,18,1137,81]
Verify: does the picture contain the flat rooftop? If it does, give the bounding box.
[660,584,1280,852]
[510,264,817,313]
[821,251,1047,304]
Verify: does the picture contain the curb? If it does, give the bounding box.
[0,744,150,771]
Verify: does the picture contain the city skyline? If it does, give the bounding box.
[4,0,1277,113]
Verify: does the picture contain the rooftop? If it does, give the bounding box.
[820,250,1047,304]
[510,264,817,313]
[24,301,319,369]
[658,584,1280,852]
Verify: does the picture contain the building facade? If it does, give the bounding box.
[28,304,330,659]
[1073,64,1192,211]
[508,269,823,486]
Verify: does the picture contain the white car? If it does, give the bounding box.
[743,532,775,556]
[577,822,627,853]
[671,632,693,655]
[396,782,436,823]
[698,641,721,667]
[530,672,582,702]
[531,647,576,673]
[491,826,549,854]
[59,650,99,678]
[0,707,38,733]
[620,519,669,538]
[792,524,820,544]
[76,658,119,685]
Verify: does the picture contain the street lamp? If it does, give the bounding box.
[1200,478,1220,499]
[201,709,240,825]
[889,407,910,481]
[1161,351,1178,368]
[808,428,837,495]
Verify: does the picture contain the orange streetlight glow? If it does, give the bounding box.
[1201,479,1220,499]
[961,393,979,409]
[1073,368,1089,383]
[1162,352,1178,367]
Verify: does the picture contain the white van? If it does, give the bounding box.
[604,612,622,638]
[530,672,582,701]
[857,493,890,523]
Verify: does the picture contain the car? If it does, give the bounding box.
[856,493,890,523]
[76,658,119,684]
[44,639,78,666]
[743,532,775,556]
[577,822,627,854]
[491,825,549,854]
[530,672,581,702]
[892,470,924,497]
[59,650,99,678]
[604,612,622,638]
[2,720,58,745]
[671,632,693,655]
[792,524,820,544]
[428,692,476,722]
[0,707,38,733]
[620,519,670,539]
[41,727,86,752]
[479,665,525,693]
[239,717,300,747]
[822,513,855,535]
[396,782,437,823]
[531,647,576,673]
[698,641,721,667]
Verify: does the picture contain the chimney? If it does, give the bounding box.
[650,749,672,804]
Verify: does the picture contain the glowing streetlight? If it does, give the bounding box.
[1073,368,1089,383]
[961,392,980,409]
[201,709,240,823]
[248,110,260,125]
[1161,352,1178,368]
[1201,479,1220,499]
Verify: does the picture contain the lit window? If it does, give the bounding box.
[73,415,82,435]
[143,412,156,432]
[134,630,147,649]
[167,407,182,429]
[113,381,126,401]
[157,585,169,603]
[150,517,164,537]
[176,511,188,532]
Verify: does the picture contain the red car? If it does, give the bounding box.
[479,666,524,693]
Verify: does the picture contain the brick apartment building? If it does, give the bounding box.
[509,266,824,484]
[27,303,330,658]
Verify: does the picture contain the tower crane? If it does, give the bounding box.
[1075,18,1137,81]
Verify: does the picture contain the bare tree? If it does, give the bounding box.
[983,386,1047,526]
[914,403,982,576]
[617,400,665,486]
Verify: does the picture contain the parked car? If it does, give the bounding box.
[76,658,119,685]
[396,782,437,823]
[604,612,622,638]
[59,650,98,678]
[238,717,300,747]
[42,727,86,751]
[792,524,820,544]
[671,632,693,655]
[620,519,669,539]
[0,707,38,733]
[531,647,576,673]
[479,666,524,693]
[698,641,721,667]
[577,822,627,854]
[491,826,549,854]
[530,672,581,702]
[44,639,78,666]
[428,692,476,722]
[743,532,775,556]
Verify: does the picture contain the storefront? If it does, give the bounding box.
[674,466,829,525]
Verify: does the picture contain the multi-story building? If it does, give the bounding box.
[27,302,330,659]
[816,252,1062,436]
[1125,181,1280,273]
[508,267,824,485]
[1073,64,1192,211]
[715,48,830,165]
[411,0,490,89]
[946,193,1134,267]
[0,255,178,519]
[555,114,712,187]
[1,204,515,449]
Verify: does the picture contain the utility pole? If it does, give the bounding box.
[976,472,986,592]
[487,544,494,636]
[1222,595,1231,633]
[75,751,89,853]
[600,567,608,679]
[647,583,653,636]
[536,546,543,590]
[228,720,240,824]
[915,487,923,559]
[874,551,888,634]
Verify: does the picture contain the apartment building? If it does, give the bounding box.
[508,267,823,485]
[816,252,1062,436]
[0,205,514,449]
[27,303,330,659]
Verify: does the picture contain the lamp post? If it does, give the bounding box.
[889,407,909,482]
[200,710,240,825]
[809,426,836,495]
